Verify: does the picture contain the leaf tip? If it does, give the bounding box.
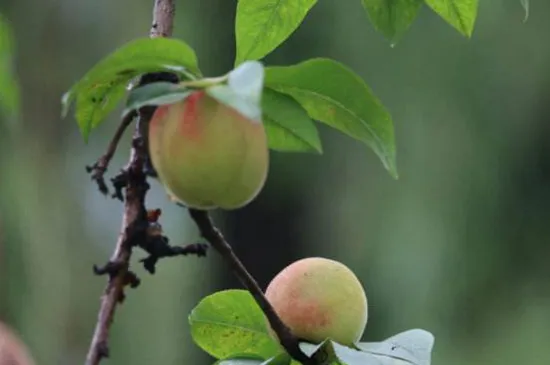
[386,161,399,180]
[60,90,73,118]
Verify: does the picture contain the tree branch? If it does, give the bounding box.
[85,145,149,365]
[85,1,177,364]
[188,209,313,365]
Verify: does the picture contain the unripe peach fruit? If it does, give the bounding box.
[148,89,269,210]
[0,322,35,365]
[265,257,368,346]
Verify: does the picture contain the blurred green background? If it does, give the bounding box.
[1,0,550,364]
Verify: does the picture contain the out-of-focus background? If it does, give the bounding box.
[1,1,549,364]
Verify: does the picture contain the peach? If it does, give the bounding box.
[265,257,368,346]
[148,89,269,210]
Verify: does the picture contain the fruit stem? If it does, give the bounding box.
[188,209,316,365]
[179,75,228,89]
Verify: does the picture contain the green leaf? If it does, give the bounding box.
[62,37,201,141]
[123,82,190,117]
[265,58,397,178]
[208,61,265,122]
[424,0,478,37]
[331,341,386,365]
[0,13,19,120]
[189,290,280,360]
[356,329,435,365]
[262,88,322,154]
[235,0,319,65]
[301,340,385,365]
[520,0,529,22]
[361,0,423,43]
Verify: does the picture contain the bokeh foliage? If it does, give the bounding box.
[1,1,550,365]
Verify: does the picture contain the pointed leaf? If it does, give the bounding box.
[424,0,478,37]
[361,0,423,43]
[123,81,190,117]
[265,58,397,178]
[356,329,435,365]
[189,290,280,360]
[262,88,322,154]
[61,37,200,141]
[235,0,318,65]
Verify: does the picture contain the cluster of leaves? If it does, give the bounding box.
[61,35,399,177]
[188,290,434,365]
[236,0,477,57]
[65,1,532,178]
[58,2,480,180]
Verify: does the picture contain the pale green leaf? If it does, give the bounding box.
[356,329,435,365]
[331,341,385,365]
[207,61,266,121]
[228,60,265,104]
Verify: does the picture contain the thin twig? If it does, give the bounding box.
[85,1,177,364]
[86,111,137,195]
[188,209,313,365]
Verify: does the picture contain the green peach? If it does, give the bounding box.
[148,90,269,210]
[265,257,368,346]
